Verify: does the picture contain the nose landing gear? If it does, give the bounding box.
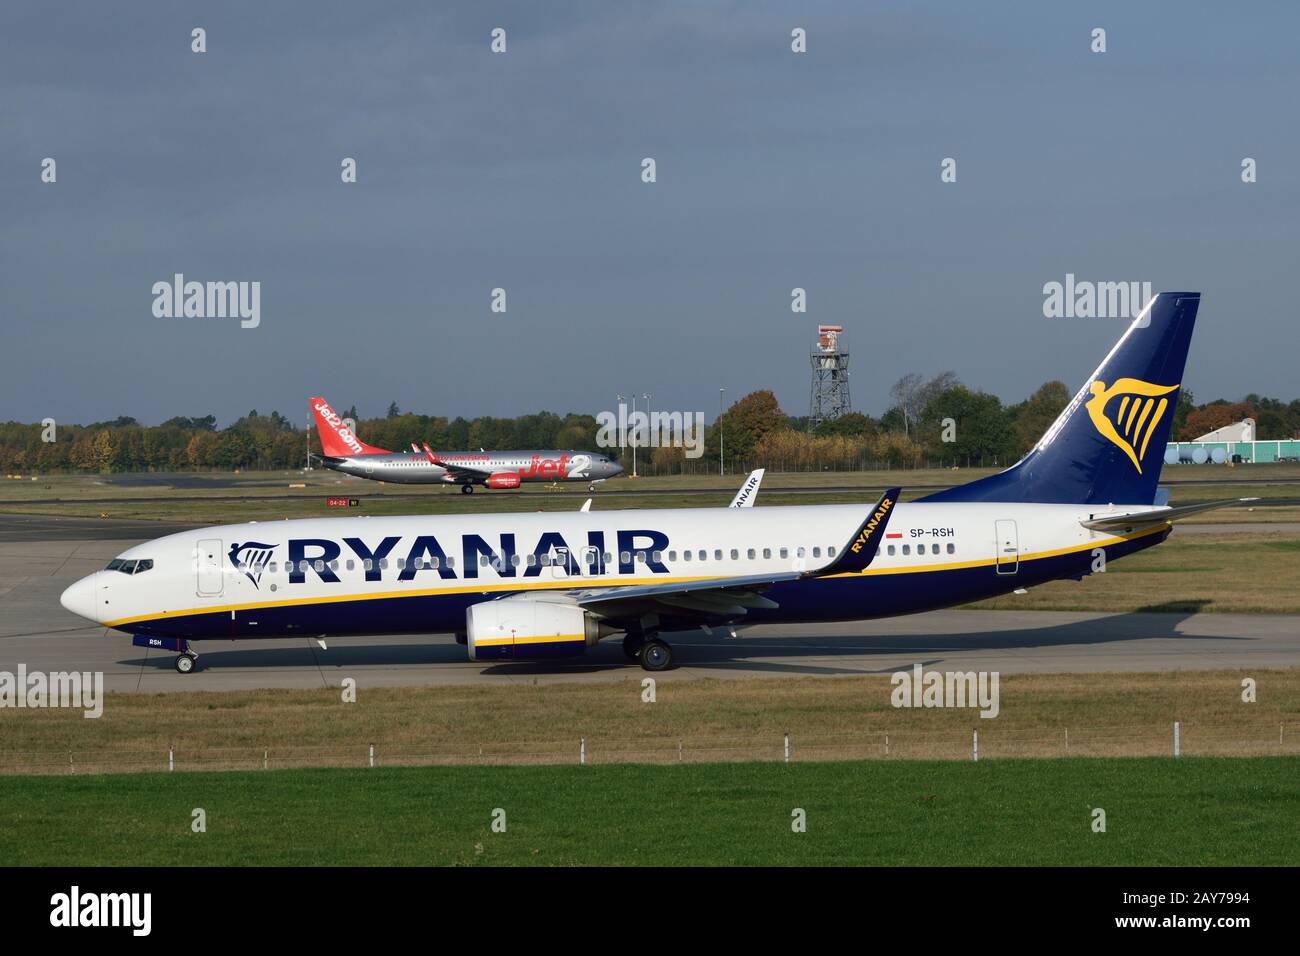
[174,643,199,674]
[460,483,475,495]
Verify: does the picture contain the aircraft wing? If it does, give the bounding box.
[571,488,901,621]
[1080,497,1259,532]
[728,469,765,507]
[421,443,495,479]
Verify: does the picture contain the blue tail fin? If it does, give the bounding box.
[921,292,1199,506]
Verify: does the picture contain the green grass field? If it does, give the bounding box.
[1,757,1294,865]
[5,671,1298,774]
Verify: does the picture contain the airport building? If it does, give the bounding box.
[1164,418,1300,463]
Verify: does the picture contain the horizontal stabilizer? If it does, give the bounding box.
[1080,497,1259,532]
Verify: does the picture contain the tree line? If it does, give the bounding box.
[2,384,1296,475]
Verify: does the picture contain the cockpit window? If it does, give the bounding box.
[106,558,152,574]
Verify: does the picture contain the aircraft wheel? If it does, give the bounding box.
[639,640,673,672]
[622,633,644,660]
[460,484,474,495]
[174,654,197,675]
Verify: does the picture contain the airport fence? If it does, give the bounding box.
[1,720,1297,775]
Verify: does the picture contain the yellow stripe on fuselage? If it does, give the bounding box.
[473,633,586,648]
[102,523,1169,629]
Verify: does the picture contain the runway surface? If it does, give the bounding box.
[3,527,1297,693]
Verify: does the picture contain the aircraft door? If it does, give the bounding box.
[196,538,225,596]
[549,547,571,579]
[994,520,1019,574]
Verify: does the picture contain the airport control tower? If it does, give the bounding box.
[808,324,851,429]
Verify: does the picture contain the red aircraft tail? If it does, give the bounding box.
[309,397,389,457]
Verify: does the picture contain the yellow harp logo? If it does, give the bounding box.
[1085,378,1179,474]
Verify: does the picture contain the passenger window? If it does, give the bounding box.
[620,551,631,564]
[714,550,722,561]
[346,560,354,571]
[778,548,787,559]
[380,559,389,570]
[269,561,278,573]
[887,545,895,556]
[480,555,490,568]
[763,548,772,559]
[746,549,755,560]
[947,543,955,554]
[396,558,406,570]
[812,547,821,558]
[431,556,442,569]
[699,550,707,561]
[313,560,324,572]
[329,560,339,571]
[363,559,373,571]
[902,545,910,556]
[797,547,806,558]
[527,554,538,567]
[668,550,677,561]
[652,550,663,563]
[510,554,520,567]
[932,544,940,555]
[828,546,837,557]
[603,552,612,564]
[683,551,692,562]
[730,549,739,561]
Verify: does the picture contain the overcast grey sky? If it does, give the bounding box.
[2,1,1297,427]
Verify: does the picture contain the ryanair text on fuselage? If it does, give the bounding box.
[248,529,674,586]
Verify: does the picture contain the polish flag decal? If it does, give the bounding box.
[886,532,903,539]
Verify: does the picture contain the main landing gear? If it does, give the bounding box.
[460,483,474,495]
[640,639,673,672]
[174,643,199,674]
[623,631,674,671]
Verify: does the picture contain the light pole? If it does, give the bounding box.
[719,387,725,476]
[616,393,629,477]
[642,392,652,476]
[622,393,637,478]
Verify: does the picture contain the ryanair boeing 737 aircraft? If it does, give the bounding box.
[61,293,1250,673]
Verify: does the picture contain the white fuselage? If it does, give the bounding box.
[62,501,1170,641]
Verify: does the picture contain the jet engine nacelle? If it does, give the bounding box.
[466,599,604,661]
[486,473,521,489]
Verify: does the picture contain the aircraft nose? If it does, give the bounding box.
[60,573,99,623]
[609,460,625,477]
